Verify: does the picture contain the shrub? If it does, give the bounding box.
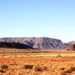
[1,64,9,70]
[61,66,75,75]
[70,66,75,71]
[61,69,72,75]
[64,69,71,73]
[24,64,33,69]
[57,54,62,57]
[35,65,47,72]
[0,64,9,73]
[0,69,5,73]
[60,67,65,70]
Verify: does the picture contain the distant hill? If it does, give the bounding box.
[0,42,33,49]
[65,41,75,51]
[0,37,66,49]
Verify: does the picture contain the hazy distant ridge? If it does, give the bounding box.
[0,37,65,49]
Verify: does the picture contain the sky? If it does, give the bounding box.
[0,0,75,42]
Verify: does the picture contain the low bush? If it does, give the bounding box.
[0,69,5,73]
[70,66,75,71]
[60,67,65,70]
[24,64,33,69]
[0,64,9,73]
[35,65,47,72]
[1,64,9,70]
[61,69,72,75]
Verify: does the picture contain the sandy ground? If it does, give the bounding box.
[0,48,75,75]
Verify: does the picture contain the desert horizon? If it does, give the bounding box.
[0,38,75,75]
[0,0,75,75]
[0,48,75,75]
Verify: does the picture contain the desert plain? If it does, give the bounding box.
[0,48,75,75]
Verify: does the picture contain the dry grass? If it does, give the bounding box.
[0,48,75,75]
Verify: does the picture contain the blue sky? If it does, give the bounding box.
[0,0,75,42]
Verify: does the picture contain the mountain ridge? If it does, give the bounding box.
[0,37,66,49]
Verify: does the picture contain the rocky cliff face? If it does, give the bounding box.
[0,37,65,49]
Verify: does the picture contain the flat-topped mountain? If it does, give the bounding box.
[0,37,66,49]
